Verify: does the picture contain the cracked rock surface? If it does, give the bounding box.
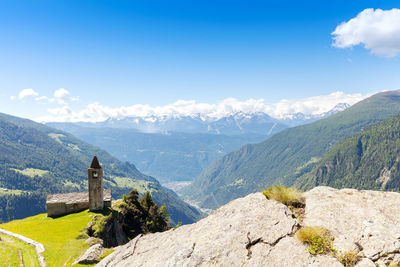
[97,187,400,266]
[304,186,400,266]
[97,192,302,267]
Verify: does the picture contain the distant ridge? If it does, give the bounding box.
[47,103,351,135]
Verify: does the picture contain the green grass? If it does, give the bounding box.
[98,248,114,261]
[0,189,26,196]
[63,181,81,190]
[11,168,49,178]
[107,176,154,193]
[67,143,81,151]
[47,133,66,144]
[337,250,361,267]
[0,210,95,266]
[263,186,304,207]
[0,234,22,267]
[296,226,335,255]
[0,234,40,267]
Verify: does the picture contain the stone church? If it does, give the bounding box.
[46,156,112,217]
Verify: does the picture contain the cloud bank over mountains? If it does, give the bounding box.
[34,91,371,123]
[332,8,400,57]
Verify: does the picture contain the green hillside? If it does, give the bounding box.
[181,90,400,209]
[0,112,202,224]
[295,114,400,191]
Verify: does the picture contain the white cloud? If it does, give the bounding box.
[54,88,69,99]
[332,8,400,57]
[14,87,78,106]
[18,88,39,99]
[269,92,370,118]
[36,91,372,123]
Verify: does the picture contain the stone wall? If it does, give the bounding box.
[46,190,112,217]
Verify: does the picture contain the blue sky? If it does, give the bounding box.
[1,0,400,121]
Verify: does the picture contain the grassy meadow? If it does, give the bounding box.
[0,210,96,267]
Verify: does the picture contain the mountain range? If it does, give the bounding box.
[0,112,202,224]
[181,90,400,209]
[52,103,351,134]
[57,111,288,135]
[277,103,351,126]
[46,103,350,183]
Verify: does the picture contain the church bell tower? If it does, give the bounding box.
[88,156,104,211]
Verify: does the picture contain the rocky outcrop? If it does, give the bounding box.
[73,244,104,265]
[96,187,400,266]
[304,187,400,266]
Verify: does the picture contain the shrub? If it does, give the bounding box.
[337,250,361,267]
[87,213,112,238]
[296,226,335,255]
[174,222,182,228]
[87,190,170,247]
[263,186,305,207]
[75,232,89,240]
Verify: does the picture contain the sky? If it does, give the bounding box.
[0,0,400,122]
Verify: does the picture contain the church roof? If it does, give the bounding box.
[46,190,112,204]
[90,156,102,169]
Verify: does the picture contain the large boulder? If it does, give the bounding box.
[96,187,400,266]
[73,244,104,265]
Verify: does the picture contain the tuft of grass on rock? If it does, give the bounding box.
[76,232,89,240]
[86,212,112,238]
[296,226,335,255]
[263,186,305,208]
[337,250,361,267]
[98,248,115,261]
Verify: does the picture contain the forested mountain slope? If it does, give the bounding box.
[0,112,202,224]
[181,90,400,209]
[295,114,400,191]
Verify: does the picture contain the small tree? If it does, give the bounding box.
[119,190,169,237]
[118,189,145,238]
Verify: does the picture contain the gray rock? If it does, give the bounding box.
[96,187,400,266]
[73,244,104,265]
[355,258,375,267]
[303,186,400,264]
[84,237,103,246]
[97,193,303,267]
